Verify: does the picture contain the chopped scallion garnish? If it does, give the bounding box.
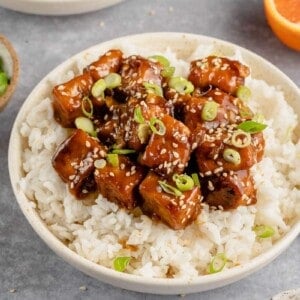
[104,73,122,89]
[148,55,170,67]
[149,117,166,136]
[111,149,136,155]
[74,117,95,136]
[172,174,194,192]
[81,96,93,118]
[91,78,106,98]
[253,225,275,238]
[158,180,183,197]
[231,130,251,148]
[237,120,267,133]
[113,256,131,272]
[107,153,119,167]
[209,253,227,274]
[143,82,163,97]
[223,148,241,165]
[236,85,251,102]
[134,106,145,124]
[161,66,175,78]
[201,101,219,121]
[169,76,194,94]
[191,173,201,187]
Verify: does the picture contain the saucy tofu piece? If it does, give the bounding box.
[118,55,163,98]
[85,49,123,81]
[139,172,201,230]
[52,129,107,198]
[52,72,94,127]
[195,131,265,174]
[184,89,253,147]
[188,56,250,94]
[201,169,256,209]
[139,114,191,175]
[94,155,145,210]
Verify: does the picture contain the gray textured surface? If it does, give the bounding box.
[0,0,299,299]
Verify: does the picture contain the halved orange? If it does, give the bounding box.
[264,0,300,51]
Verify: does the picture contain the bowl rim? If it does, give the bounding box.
[8,32,300,294]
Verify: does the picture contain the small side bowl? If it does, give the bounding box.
[0,35,19,111]
[8,32,300,294]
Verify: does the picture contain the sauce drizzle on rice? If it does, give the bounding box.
[51,49,266,230]
[19,44,300,278]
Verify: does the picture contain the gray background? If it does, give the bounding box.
[0,0,299,299]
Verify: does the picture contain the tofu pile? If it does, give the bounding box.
[51,49,265,230]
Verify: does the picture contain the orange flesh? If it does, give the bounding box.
[274,0,300,23]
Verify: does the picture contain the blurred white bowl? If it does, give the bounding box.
[0,0,123,15]
[8,32,300,294]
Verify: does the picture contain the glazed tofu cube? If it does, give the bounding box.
[139,114,191,175]
[195,131,265,174]
[139,172,201,230]
[188,56,250,94]
[52,72,93,127]
[52,129,106,198]
[122,96,170,151]
[118,55,163,98]
[85,49,123,81]
[94,155,145,210]
[201,169,256,209]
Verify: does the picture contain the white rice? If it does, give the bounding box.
[19,44,300,279]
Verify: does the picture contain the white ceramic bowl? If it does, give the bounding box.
[8,33,300,295]
[0,0,123,16]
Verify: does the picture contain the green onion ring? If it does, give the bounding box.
[209,253,227,274]
[158,181,183,197]
[172,174,194,192]
[134,106,145,124]
[223,148,241,165]
[104,73,122,89]
[113,256,131,272]
[91,78,106,98]
[111,149,136,155]
[236,85,251,102]
[191,173,201,187]
[253,225,275,238]
[143,82,163,97]
[106,153,119,167]
[74,117,95,136]
[201,101,219,121]
[81,96,93,118]
[231,130,251,148]
[168,76,194,94]
[149,117,166,136]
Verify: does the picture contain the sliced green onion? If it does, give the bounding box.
[169,76,194,94]
[143,82,163,97]
[191,173,201,187]
[91,78,106,98]
[209,253,227,274]
[148,55,170,67]
[107,153,119,167]
[161,66,175,78]
[237,120,267,133]
[223,148,241,165]
[239,106,253,119]
[253,225,275,238]
[149,117,166,136]
[111,149,136,155]
[231,130,251,148]
[104,73,122,89]
[94,159,107,169]
[138,123,151,143]
[0,72,8,96]
[113,256,131,272]
[201,101,219,121]
[158,181,183,197]
[81,96,93,118]
[172,174,194,192]
[75,117,95,136]
[134,106,145,124]
[236,86,251,102]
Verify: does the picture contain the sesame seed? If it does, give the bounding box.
[109,172,115,177]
